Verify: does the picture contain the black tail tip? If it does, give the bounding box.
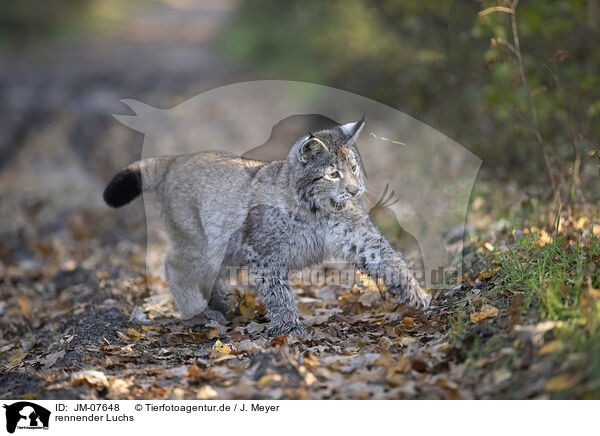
[103,167,142,208]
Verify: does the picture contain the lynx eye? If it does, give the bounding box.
[352,164,358,173]
[325,170,342,180]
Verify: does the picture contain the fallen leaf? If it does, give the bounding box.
[537,230,553,247]
[538,340,563,356]
[270,334,287,346]
[436,378,458,390]
[402,317,415,330]
[4,349,26,367]
[359,273,380,291]
[209,340,232,359]
[126,328,144,340]
[245,322,266,335]
[304,372,317,386]
[545,374,577,392]
[18,298,34,322]
[502,289,524,297]
[573,217,589,229]
[492,369,512,385]
[470,306,499,323]
[240,292,256,320]
[476,269,493,280]
[395,355,412,373]
[108,379,131,398]
[71,370,109,388]
[196,385,218,399]
[374,350,393,367]
[378,337,393,350]
[257,374,282,388]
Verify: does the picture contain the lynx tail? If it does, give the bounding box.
[103,163,142,208]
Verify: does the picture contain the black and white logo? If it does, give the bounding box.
[3,402,50,434]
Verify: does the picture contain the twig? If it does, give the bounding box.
[509,0,560,200]
[479,6,514,17]
[543,63,585,202]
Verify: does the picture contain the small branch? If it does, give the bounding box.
[479,6,514,17]
[492,37,518,56]
[509,0,559,198]
[543,63,585,202]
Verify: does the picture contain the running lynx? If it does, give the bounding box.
[103,119,430,336]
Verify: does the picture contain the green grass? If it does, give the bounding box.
[491,219,600,396]
[442,199,600,397]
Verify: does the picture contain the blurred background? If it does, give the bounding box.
[1,0,600,401]
[0,0,599,264]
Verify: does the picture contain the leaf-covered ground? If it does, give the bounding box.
[1,189,599,400]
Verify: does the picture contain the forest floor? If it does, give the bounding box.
[1,186,599,400]
[1,0,599,400]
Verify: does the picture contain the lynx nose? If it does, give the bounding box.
[346,185,359,196]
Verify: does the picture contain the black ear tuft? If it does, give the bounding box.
[341,117,366,143]
[103,166,142,208]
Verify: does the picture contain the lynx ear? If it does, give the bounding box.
[298,135,328,163]
[340,117,365,143]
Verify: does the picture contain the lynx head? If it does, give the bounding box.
[288,119,366,213]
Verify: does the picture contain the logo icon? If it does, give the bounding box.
[3,402,50,434]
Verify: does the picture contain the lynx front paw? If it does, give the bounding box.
[389,284,432,310]
[266,322,307,338]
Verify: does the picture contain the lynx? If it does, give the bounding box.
[103,119,430,336]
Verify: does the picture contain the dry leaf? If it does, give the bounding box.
[209,340,231,359]
[18,298,33,322]
[436,378,458,390]
[378,337,393,350]
[196,385,218,399]
[492,369,512,385]
[374,350,393,367]
[108,379,131,398]
[573,217,589,229]
[126,328,144,340]
[71,370,109,388]
[240,292,256,320]
[395,355,412,373]
[5,349,26,367]
[538,340,563,355]
[545,374,577,392]
[270,334,287,346]
[477,270,493,280]
[470,306,499,323]
[537,230,553,247]
[359,273,379,291]
[257,374,282,388]
[304,372,317,386]
[402,317,415,330]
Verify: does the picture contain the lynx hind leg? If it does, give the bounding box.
[164,250,209,319]
[208,277,230,316]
